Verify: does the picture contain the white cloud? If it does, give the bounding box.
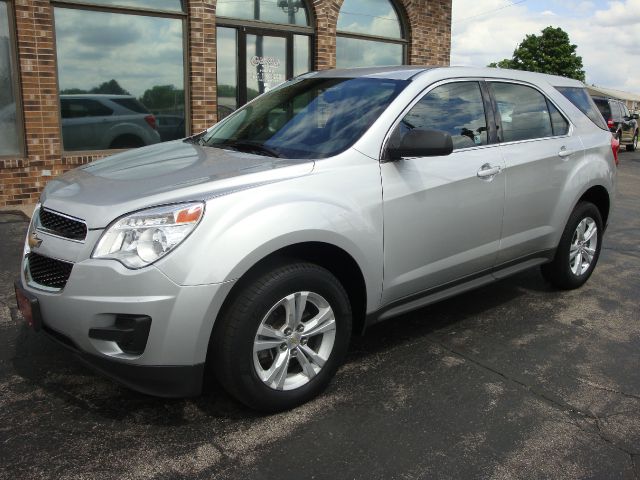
[451,0,640,94]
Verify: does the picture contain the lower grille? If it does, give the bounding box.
[27,253,74,290]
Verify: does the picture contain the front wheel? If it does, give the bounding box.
[541,201,603,290]
[212,262,352,412]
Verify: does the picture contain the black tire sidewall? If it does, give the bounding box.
[554,202,603,289]
[216,263,352,412]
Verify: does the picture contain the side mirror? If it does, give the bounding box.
[387,128,454,160]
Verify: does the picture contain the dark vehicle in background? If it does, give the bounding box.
[60,95,161,151]
[156,114,185,142]
[592,96,638,151]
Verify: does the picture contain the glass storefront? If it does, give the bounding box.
[216,1,313,119]
[54,4,186,151]
[0,0,21,156]
[336,0,406,68]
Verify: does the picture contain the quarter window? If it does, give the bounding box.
[490,83,553,142]
[400,82,489,150]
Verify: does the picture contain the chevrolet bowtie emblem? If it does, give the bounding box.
[28,232,43,249]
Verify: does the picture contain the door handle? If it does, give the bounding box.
[558,147,575,158]
[477,163,502,179]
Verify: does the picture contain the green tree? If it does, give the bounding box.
[90,79,130,95]
[488,26,585,81]
[139,84,184,112]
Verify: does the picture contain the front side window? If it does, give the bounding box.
[54,5,186,151]
[0,0,22,156]
[400,82,488,150]
[336,0,406,68]
[490,83,553,142]
[202,77,408,159]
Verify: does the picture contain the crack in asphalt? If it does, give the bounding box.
[428,337,640,477]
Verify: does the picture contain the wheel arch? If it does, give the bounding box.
[577,184,610,228]
[210,241,369,348]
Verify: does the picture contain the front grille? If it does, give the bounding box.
[39,208,87,241]
[27,253,73,290]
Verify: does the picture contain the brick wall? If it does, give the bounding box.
[0,0,451,207]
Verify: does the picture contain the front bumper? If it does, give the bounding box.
[19,257,234,397]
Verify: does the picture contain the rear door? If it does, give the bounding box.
[489,81,583,264]
[619,102,634,143]
[381,80,505,303]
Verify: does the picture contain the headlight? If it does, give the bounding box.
[92,202,204,269]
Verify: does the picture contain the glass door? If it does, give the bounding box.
[245,34,287,102]
[216,26,312,120]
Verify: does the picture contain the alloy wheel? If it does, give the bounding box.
[253,291,336,391]
[569,217,598,276]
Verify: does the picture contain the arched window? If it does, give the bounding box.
[216,0,314,119]
[336,0,406,68]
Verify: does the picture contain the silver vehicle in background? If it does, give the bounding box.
[60,94,161,151]
[16,67,616,411]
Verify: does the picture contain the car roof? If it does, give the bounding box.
[305,65,585,87]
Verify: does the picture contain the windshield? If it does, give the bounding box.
[200,77,409,159]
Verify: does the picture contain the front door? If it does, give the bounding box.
[381,81,505,304]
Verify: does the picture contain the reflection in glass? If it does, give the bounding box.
[54,7,185,151]
[60,0,184,12]
[203,77,408,159]
[490,83,553,142]
[217,27,237,121]
[246,35,287,102]
[403,82,488,150]
[293,35,311,77]
[337,0,402,39]
[336,36,403,68]
[0,0,20,156]
[216,0,309,26]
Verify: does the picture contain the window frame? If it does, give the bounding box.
[381,78,500,161]
[52,0,190,153]
[216,1,315,113]
[0,0,25,158]
[336,0,408,67]
[487,80,573,145]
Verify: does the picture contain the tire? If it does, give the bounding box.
[541,201,603,290]
[212,262,352,412]
[626,131,638,152]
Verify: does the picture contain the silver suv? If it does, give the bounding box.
[16,67,617,411]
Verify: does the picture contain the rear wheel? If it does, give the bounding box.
[212,262,352,412]
[626,131,638,152]
[541,201,603,290]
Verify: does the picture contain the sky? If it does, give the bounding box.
[451,0,640,94]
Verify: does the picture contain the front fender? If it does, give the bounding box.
[155,158,384,312]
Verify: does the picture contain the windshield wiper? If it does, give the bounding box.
[213,140,282,158]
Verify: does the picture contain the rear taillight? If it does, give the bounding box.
[611,135,619,166]
[144,114,157,130]
[607,118,614,129]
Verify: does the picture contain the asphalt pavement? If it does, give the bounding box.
[1,150,639,480]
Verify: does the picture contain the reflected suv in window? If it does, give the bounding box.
[60,95,161,151]
[19,67,616,412]
[592,96,639,151]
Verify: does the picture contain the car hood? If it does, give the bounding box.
[40,140,314,228]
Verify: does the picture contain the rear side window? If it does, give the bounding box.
[490,82,553,142]
[548,101,569,136]
[111,98,149,114]
[402,81,489,150]
[555,87,608,130]
[61,99,113,118]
